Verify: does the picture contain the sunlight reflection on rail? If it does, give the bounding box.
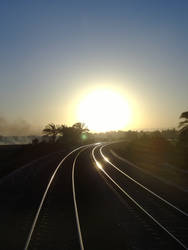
[96,161,103,170]
[94,145,188,249]
[103,156,109,162]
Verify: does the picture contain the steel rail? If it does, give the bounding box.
[100,145,188,217]
[72,147,90,250]
[92,145,188,250]
[24,144,93,250]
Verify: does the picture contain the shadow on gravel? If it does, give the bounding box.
[0,149,67,250]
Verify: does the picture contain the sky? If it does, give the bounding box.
[0,0,188,135]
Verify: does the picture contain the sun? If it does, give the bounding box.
[77,89,131,132]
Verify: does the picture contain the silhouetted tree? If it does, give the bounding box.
[73,122,89,143]
[57,125,76,144]
[72,122,89,134]
[56,123,89,145]
[42,123,59,143]
[179,111,188,144]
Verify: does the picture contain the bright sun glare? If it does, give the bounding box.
[77,89,131,132]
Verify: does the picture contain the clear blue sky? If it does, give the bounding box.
[0,0,188,135]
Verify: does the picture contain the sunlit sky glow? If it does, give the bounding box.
[0,1,188,135]
[77,88,131,132]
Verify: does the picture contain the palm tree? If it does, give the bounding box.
[73,122,89,142]
[72,122,89,133]
[56,125,75,144]
[42,123,59,143]
[56,123,89,145]
[179,111,188,143]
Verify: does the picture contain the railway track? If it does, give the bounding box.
[24,144,93,250]
[20,142,188,249]
[23,143,137,250]
[92,144,188,249]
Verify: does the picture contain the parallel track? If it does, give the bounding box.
[24,144,93,250]
[92,144,188,249]
[23,142,188,249]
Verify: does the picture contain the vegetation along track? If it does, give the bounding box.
[92,144,188,249]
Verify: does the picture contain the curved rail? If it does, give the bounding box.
[100,145,188,217]
[72,148,88,250]
[92,145,188,250]
[24,144,91,250]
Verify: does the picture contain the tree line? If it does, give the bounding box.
[32,111,188,147]
[41,122,90,145]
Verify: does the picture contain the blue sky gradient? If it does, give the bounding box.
[0,0,188,134]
